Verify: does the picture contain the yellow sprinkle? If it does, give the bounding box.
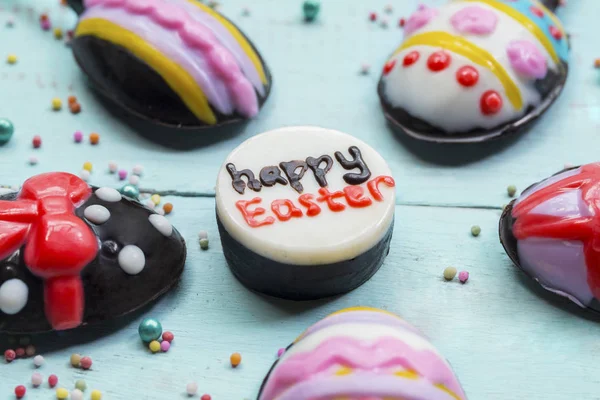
[151,194,161,205]
[83,161,93,172]
[52,98,62,111]
[56,388,69,399]
[149,340,161,353]
[53,27,63,39]
[91,390,103,400]
[6,54,17,64]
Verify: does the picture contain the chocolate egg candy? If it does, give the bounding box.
[0,173,186,333]
[500,163,600,311]
[258,307,467,400]
[70,0,272,128]
[378,0,569,143]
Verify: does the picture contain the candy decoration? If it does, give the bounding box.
[369,12,377,22]
[73,131,83,143]
[0,118,15,145]
[382,59,396,75]
[404,4,437,36]
[32,135,42,148]
[70,353,82,367]
[80,356,92,370]
[15,348,25,358]
[302,0,320,22]
[33,355,45,367]
[138,317,162,342]
[550,25,563,40]
[31,372,43,387]
[15,385,26,399]
[48,375,58,388]
[162,331,174,342]
[459,271,469,283]
[75,380,87,391]
[427,51,451,72]
[149,340,161,353]
[5,349,16,362]
[402,51,420,67]
[56,388,69,399]
[230,352,242,367]
[160,340,170,352]
[456,66,479,87]
[444,266,458,281]
[89,132,100,145]
[507,40,548,79]
[91,390,102,400]
[450,5,498,35]
[119,184,140,199]
[480,90,503,115]
[186,382,198,396]
[0,279,29,315]
[71,389,84,400]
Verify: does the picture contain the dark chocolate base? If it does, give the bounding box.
[71,24,272,130]
[378,62,569,144]
[0,188,186,334]
[217,214,394,300]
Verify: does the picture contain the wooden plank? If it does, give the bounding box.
[0,0,596,208]
[1,198,599,399]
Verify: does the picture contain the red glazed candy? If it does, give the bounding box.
[427,51,451,72]
[402,51,420,67]
[15,385,26,399]
[48,374,58,388]
[456,66,479,87]
[162,331,174,343]
[80,356,92,370]
[480,90,503,115]
[5,349,16,362]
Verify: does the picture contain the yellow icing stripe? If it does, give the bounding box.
[327,307,403,318]
[532,0,566,35]
[462,0,559,64]
[76,18,217,125]
[393,31,523,110]
[188,0,268,85]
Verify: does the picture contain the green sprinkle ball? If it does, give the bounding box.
[0,118,15,145]
[507,185,517,197]
[303,0,320,22]
[443,267,457,281]
[75,380,87,392]
[120,183,140,200]
[199,238,209,250]
[138,318,163,343]
[470,225,481,237]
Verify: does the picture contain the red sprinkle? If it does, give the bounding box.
[40,14,49,22]
[201,395,212,400]
[456,66,479,87]
[48,374,58,388]
[14,385,26,399]
[399,17,406,27]
[530,6,544,17]
[382,59,396,75]
[80,356,92,370]
[480,90,503,115]
[550,26,563,40]
[427,51,451,72]
[15,348,25,358]
[402,51,420,67]
[162,331,174,343]
[5,349,16,363]
[32,135,42,149]
[369,12,377,22]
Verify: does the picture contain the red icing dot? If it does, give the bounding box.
[383,59,396,75]
[550,26,563,40]
[530,6,544,17]
[480,90,503,115]
[402,51,420,67]
[456,66,479,87]
[427,51,451,72]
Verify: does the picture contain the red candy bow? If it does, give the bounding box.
[0,172,98,330]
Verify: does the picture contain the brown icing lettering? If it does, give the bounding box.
[279,160,308,194]
[260,166,288,187]
[334,146,371,185]
[306,155,333,188]
[227,163,262,195]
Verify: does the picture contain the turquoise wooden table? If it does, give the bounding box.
[1,0,599,399]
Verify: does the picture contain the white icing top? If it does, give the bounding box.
[215,126,396,265]
[381,0,564,133]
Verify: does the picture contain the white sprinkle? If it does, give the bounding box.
[0,279,29,315]
[156,208,165,216]
[84,205,111,224]
[186,382,198,396]
[118,245,146,275]
[129,175,140,186]
[71,389,84,400]
[380,18,389,28]
[132,164,144,176]
[33,355,44,367]
[108,161,118,173]
[384,4,393,13]
[198,230,208,240]
[95,187,122,202]
[148,214,173,237]
[31,372,43,387]
[145,199,155,209]
[80,170,91,182]
[28,156,38,165]
[360,63,370,75]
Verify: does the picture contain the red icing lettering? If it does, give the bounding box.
[317,187,346,212]
[236,197,275,227]
[271,199,303,222]
[343,186,373,208]
[368,175,396,201]
[298,194,322,217]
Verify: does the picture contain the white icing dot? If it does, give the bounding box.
[84,205,111,224]
[148,214,172,237]
[118,245,146,275]
[95,187,122,202]
[0,279,29,315]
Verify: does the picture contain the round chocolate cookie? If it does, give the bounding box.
[215,126,396,300]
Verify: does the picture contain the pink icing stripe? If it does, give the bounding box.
[261,337,463,400]
[83,0,258,118]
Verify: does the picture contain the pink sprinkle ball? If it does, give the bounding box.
[31,372,43,387]
[15,347,25,358]
[80,356,92,370]
[5,349,16,362]
[41,20,51,30]
[73,131,83,143]
[48,374,58,388]
[160,340,170,352]
[162,331,174,342]
[118,169,128,180]
[458,271,469,283]
[277,348,285,357]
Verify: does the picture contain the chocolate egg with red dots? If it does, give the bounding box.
[67,0,272,129]
[378,0,569,143]
[216,126,396,300]
[0,172,186,333]
[500,163,600,312]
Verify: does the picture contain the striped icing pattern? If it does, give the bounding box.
[79,0,267,124]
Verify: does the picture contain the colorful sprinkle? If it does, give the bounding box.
[162,331,174,343]
[70,102,81,114]
[459,271,470,283]
[139,318,163,342]
[51,98,62,111]
[80,356,92,370]
[427,51,451,72]
[399,17,406,28]
[507,184,517,197]
[91,390,102,400]
[0,118,14,145]
[41,19,51,31]
[71,389,84,400]
[302,0,320,22]
[53,27,63,40]
[369,12,377,22]
[507,40,547,79]
[163,203,174,215]
[480,90,503,115]
[118,169,128,180]
[6,17,15,27]
[48,374,58,388]
[5,349,16,362]
[384,4,393,14]
[74,131,83,143]
[70,353,81,367]
[89,132,100,145]
[75,380,87,392]
[7,54,17,64]
[201,395,211,400]
[32,135,42,148]
[132,164,144,176]
[471,225,481,237]
[594,59,600,69]
[80,170,91,182]
[108,161,118,173]
[450,5,498,35]
[15,348,25,358]
[149,340,161,353]
[68,96,77,105]
[56,388,69,399]
[198,231,208,240]
[403,51,420,67]
[15,385,26,399]
[443,266,457,281]
[380,18,389,28]
[230,352,242,367]
[28,156,39,166]
[456,66,479,87]
[31,372,43,387]
[151,194,161,205]
[383,59,396,75]
[277,348,285,357]
[33,355,45,367]
[241,7,250,16]
[160,340,171,352]
[199,238,209,250]
[145,199,155,209]
[83,161,93,172]
[186,382,198,396]
[129,175,140,186]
